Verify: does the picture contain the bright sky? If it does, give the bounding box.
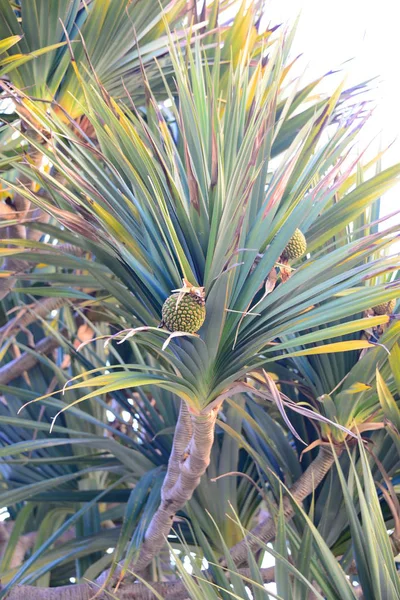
[263,0,400,219]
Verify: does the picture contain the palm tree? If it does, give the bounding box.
[0,1,399,598]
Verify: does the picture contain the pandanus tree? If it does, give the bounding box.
[0,0,399,598]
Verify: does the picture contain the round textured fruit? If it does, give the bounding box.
[372,299,396,316]
[162,293,206,333]
[281,229,307,261]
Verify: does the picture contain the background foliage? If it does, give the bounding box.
[0,1,399,598]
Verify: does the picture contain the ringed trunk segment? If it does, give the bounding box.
[161,401,193,497]
[2,584,103,600]
[131,401,221,575]
[1,567,277,599]
[229,445,341,566]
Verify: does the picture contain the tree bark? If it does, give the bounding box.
[0,402,220,596]
[0,296,69,340]
[161,401,193,497]
[0,335,60,384]
[0,238,85,305]
[3,584,104,600]
[229,445,340,566]
[0,522,76,569]
[131,402,221,575]
[1,566,276,600]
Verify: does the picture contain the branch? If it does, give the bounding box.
[0,224,85,304]
[0,177,51,300]
[0,296,70,341]
[229,445,340,566]
[1,566,276,600]
[2,584,101,600]
[0,335,60,385]
[0,529,37,570]
[0,220,30,301]
[0,521,13,558]
[1,402,218,598]
[0,522,76,569]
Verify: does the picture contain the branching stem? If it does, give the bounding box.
[229,445,340,566]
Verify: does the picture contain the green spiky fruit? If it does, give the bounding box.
[372,299,396,315]
[281,229,307,261]
[162,292,206,333]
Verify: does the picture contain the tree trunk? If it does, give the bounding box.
[3,584,104,600]
[1,567,277,600]
[131,401,221,575]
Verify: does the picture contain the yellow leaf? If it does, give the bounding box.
[0,248,27,256]
[334,288,364,296]
[246,62,262,111]
[345,382,372,394]
[286,340,374,357]
[376,368,400,430]
[0,340,12,362]
[86,198,144,260]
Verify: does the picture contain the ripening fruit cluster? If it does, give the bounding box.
[162,292,206,333]
[160,232,397,335]
[371,299,396,316]
[281,229,307,261]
